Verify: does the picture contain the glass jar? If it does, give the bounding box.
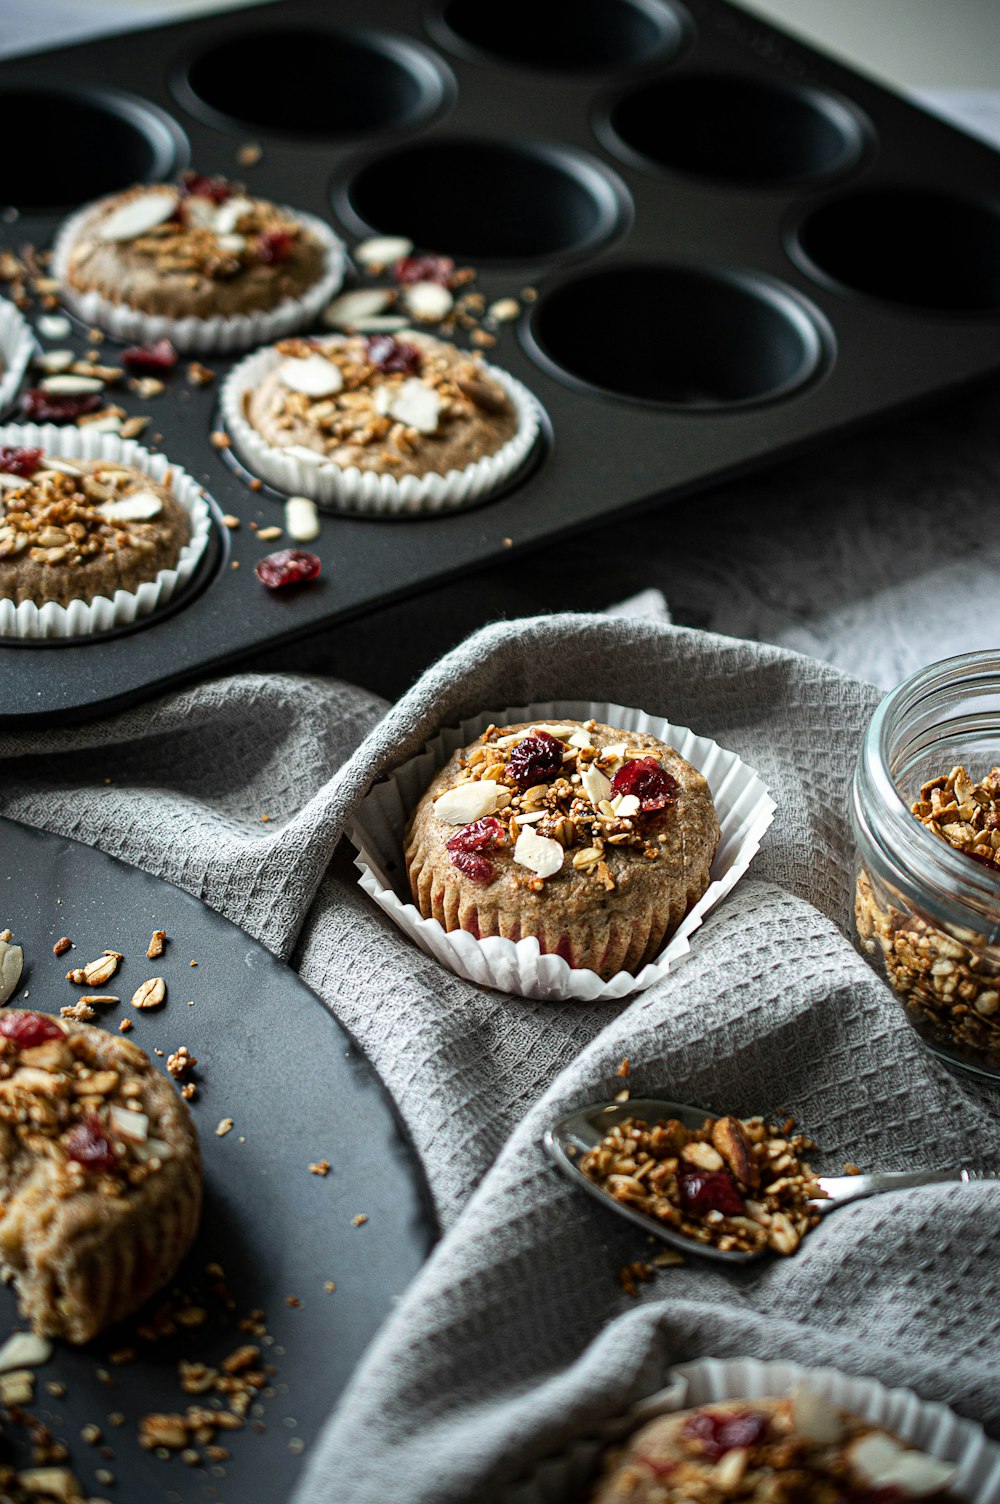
[852,650,1000,1082]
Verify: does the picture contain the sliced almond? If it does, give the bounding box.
[40,374,104,395]
[386,378,440,434]
[96,491,163,523]
[0,1332,52,1374]
[285,495,320,542]
[404,281,453,322]
[433,781,502,825]
[354,234,413,266]
[513,824,564,879]
[98,191,177,242]
[0,938,23,1005]
[711,1116,759,1189]
[580,766,612,808]
[278,353,343,398]
[322,288,392,328]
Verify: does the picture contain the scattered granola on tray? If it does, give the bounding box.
[587,1389,962,1503]
[579,1113,823,1256]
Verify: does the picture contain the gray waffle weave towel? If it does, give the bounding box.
[3,615,998,1503]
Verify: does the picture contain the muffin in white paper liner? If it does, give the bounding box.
[503,1356,1000,1504]
[0,423,211,639]
[50,205,345,355]
[350,700,775,1002]
[0,300,35,417]
[220,338,543,514]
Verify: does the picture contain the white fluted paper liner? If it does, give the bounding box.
[503,1357,1000,1504]
[0,300,35,417]
[50,205,345,354]
[220,338,543,514]
[350,700,775,1002]
[0,424,211,639]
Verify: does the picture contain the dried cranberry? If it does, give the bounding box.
[0,1012,64,1049]
[364,335,422,375]
[180,171,232,204]
[681,1409,768,1459]
[0,445,42,477]
[610,757,679,813]
[257,229,294,265]
[65,1113,117,1173]
[677,1168,746,1218]
[447,817,503,883]
[121,339,178,375]
[392,254,454,287]
[19,388,102,424]
[255,549,321,590]
[506,732,565,790]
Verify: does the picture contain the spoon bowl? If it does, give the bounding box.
[544,1095,992,1265]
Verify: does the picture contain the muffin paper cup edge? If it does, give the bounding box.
[50,207,346,355]
[501,1357,1000,1504]
[349,701,776,1003]
[0,424,211,639]
[220,342,544,514]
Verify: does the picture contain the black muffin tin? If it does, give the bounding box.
[3,0,1000,724]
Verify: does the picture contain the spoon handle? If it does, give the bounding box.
[812,1167,983,1211]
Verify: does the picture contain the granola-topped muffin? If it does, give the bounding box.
[248,331,517,474]
[223,329,541,511]
[53,172,343,351]
[62,172,327,319]
[0,1010,202,1344]
[587,1390,961,1503]
[404,718,720,980]
[0,446,190,607]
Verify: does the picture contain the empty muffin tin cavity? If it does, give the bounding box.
[431,0,685,73]
[0,85,185,212]
[603,72,866,185]
[794,188,1000,312]
[339,138,627,260]
[178,26,446,138]
[528,263,827,407]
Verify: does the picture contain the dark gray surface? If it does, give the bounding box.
[0,815,435,1503]
[2,0,1000,724]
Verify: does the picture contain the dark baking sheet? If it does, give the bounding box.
[1,0,999,724]
[0,815,436,1502]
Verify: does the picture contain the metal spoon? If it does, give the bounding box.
[543,1096,993,1266]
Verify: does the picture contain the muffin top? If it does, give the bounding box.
[0,1009,198,1209]
[63,172,328,320]
[588,1391,961,1504]
[407,718,719,902]
[0,446,190,607]
[243,330,519,479]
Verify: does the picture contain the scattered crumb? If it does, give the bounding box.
[221,513,240,530]
[470,329,496,347]
[131,376,165,399]
[186,361,215,387]
[652,1249,685,1268]
[118,1019,133,1034]
[308,1161,330,1177]
[617,1260,654,1296]
[146,929,166,960]
[52,936,73,956]
[616,1057,630,1077]
[189,960,198,968]
[237,142,263,166]
[61,1002,96,1022]
[81,1424,103,1445]
[216,1118,234,1138]
[323,1281,336,1294]
[210,430,231,449]
[288,1436,305,1455]
[285,1295,301,1308]
[45,1381,66,1398]
[259,814,271,824]
[844,1162,862,1175]
[613,1088,630,1102]
[231,560,241,570]
[502,537,512,547]
[351,1214,368,1228]
[249,478,263,492]
[181,1082,197,1100]
[256,526,282,541]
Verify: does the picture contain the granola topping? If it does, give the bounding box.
[579,1113,824,1256]
[0,1011,175,1192]
[434,721,682,891]
[252,332,514,473]
[70,177,308,286]
[0,457,173,569]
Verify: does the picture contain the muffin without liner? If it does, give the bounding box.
[404,718,720,980]
[0,1011,202,1344]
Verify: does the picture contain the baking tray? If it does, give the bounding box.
[0,814,436,1502]
[2,0,999,726]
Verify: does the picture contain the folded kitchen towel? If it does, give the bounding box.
[2,614,998,1504]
